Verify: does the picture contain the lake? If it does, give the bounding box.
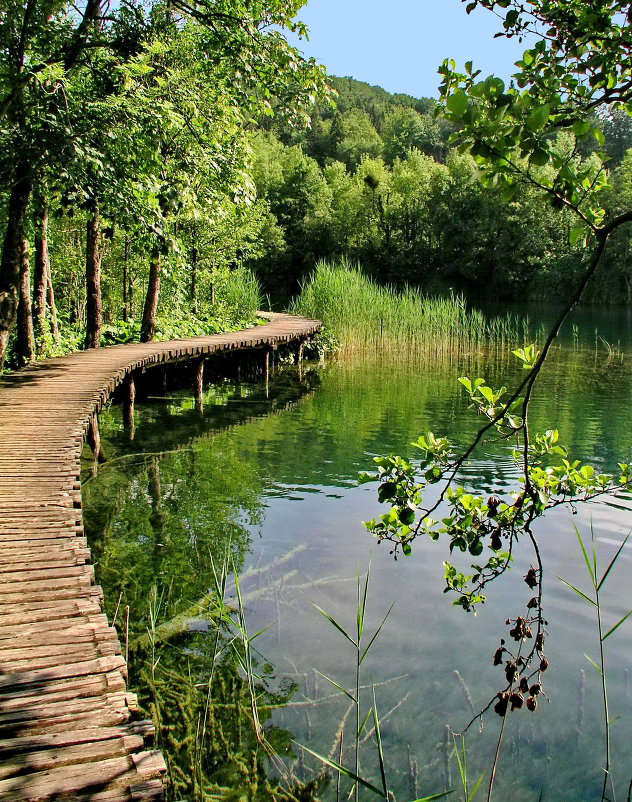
[82,306,632,801]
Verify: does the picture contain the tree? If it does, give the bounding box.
[0,0,329,369]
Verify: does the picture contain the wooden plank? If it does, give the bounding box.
[0,720,155,756]
[0,751,166,801]
[0,672,126,708]
[0,654,127,689]
[0,315,320,800]
[0,734,146,781]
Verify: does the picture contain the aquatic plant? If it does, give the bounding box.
[290,260,526,356]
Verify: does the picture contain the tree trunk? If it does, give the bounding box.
[140,251,161,342]
[84,204,102,349]
[0,163,32,371]
[17,239,35,366]
[191,222,198,315]
[32,189,49,355]
[46,259,60,344]
[123,236,129,322]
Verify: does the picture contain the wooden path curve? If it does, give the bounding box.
[0,313,321,801]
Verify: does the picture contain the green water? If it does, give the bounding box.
[82,307,632,801]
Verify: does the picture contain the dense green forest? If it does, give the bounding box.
[3,1,632,372]
[252,75,632,303]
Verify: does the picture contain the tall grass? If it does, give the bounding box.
[290,260,526,356]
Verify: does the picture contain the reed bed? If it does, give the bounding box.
[290,260,528,356]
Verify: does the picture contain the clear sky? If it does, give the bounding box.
[286,0,530,99]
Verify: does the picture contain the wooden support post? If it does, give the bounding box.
[195,358,204,411]
[264,349,270,398]
[86,413,106,466]
[161,368,167,396]
[124,375,136,440]
[295,338,306,365]
[296,338,307,381]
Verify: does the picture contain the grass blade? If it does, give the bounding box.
[296,743,386,797]
[574,524,596,585]
[314,669,356,703]
[469,772,485,801]
[358,560,371,642]
[372,688,387,798]
[357,706,372,738]
[597,533,630,591]
[360,604,394,665]
[584,653,603,675]
[557,576,596,607]
[311,601,357,648]
[602,609,632,641]
[409,793,454,801]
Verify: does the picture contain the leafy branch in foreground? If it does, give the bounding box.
[359,346,632,723]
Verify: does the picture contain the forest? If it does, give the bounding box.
[3,0,632,373]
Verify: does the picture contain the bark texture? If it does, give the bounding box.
[140,252,161,343]
[84,206,102,349]
[33,191,49,355]
[17,238,35,366]
[0,165,32,371]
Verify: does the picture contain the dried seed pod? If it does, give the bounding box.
[526,696,537,712]
[535,633,545,652]
[505,661,518,683]
[510,692,524,710]
[524,567,538,589]
[540,657,549,672]
[487,496,501,516]
[493,647,504,666]
[494,692,509,717]
[509,617,526,640]
[519,677,529,694]
[529,683,542,697]
[527,597,539,609]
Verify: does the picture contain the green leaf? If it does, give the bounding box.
[360,603,394,665]
[602,609,632,641]
[313,670,356,702]
[597,534,629,591]
[569,227,584,246]
[358,706,373,738]
[592,127,605,146]
[447,90,468,116]
[526,104,550,131]
[584,653,603,675]
[530,148,549,166]
[295,743,386,797]
[574,525,596,585]
[310,601,357,647]
[557,576,596,607]
[372,689,388,797]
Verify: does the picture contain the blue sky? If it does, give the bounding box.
[286,0,529,99]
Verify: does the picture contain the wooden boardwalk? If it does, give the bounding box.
[0,314,321,800]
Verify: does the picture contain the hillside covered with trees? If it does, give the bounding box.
[252,75,632,304]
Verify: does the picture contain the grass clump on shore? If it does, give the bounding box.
[290,260,524,355]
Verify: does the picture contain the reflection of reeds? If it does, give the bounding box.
[454,670,477,722]
[291,260,530,357]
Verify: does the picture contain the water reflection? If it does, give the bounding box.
[83,335,632,801]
